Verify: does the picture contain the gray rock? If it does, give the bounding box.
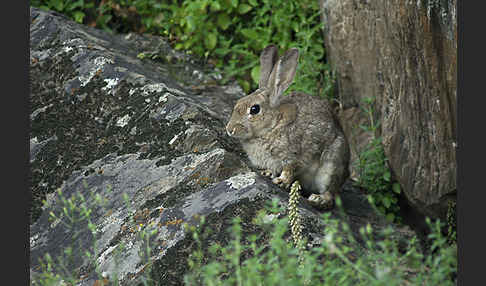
[30,7,417,285]
[29,6,246,224]
[319,0,457,219]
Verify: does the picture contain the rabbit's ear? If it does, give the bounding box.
[267,48,299,108]
[258,45,279,89]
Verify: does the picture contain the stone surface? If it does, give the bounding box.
[29,7,245,224]
[319,0,457,219]
[29,7,417,285]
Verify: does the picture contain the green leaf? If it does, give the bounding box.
[291,21,299,32]
[143,17,154,29]
[240,28,259,40]
[84,2,94,9]
[392,183,401,194]
[185,15,195,32]
[97,14,112,28]
[248,0,258,6]
[386,213,395,222]
[382,196,391,208]
[238,79,251,93]
[251,65,260,85]
[213,48,229,57]
[51,0,64,11]
[364,97,374,104]
[217,13,232,30]
[231,0,239,8]
[238,3,253,14]
[205,32,218,50]
[72,11,85,23]
[359,124,370,132]
[210,1,221,11]
[383,171,391,182]
[68,0,84,11]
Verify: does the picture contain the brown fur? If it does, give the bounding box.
[226,45,349,209]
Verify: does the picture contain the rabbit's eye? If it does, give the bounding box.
[250,104,260,115]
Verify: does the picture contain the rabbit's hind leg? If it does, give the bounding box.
[307,161,337,210]
[308,134,350,210]
[308,192,334,210]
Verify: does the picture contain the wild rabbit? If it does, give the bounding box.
[225,45,350,210]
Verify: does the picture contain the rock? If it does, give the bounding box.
[30,7,417,285]
[319,0,457,220]
[29,6,245,224]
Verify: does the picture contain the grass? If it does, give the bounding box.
[31,179,457,286]
[31,185,457,285]
[184,198,457,286]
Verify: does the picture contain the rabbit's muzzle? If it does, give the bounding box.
[225,122,247,138]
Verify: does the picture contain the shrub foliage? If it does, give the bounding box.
[31,0,334,96]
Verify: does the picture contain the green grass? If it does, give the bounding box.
[31,187,456,286]
[184,199,457,286]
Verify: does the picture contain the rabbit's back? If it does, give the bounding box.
[286,92,339,157]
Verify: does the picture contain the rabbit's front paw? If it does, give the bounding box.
[272,176,291,189]
[271,165,295,189]
[272,171,293,190]
[307,192,334,210]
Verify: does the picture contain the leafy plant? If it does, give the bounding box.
[135,0,332,96]
[31,0,334,98]
[184,199,457,285]
[31,0,94,23]
[31,191,456,285]
[354,97,402,223]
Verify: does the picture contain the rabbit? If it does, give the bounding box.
[225,45,350,210]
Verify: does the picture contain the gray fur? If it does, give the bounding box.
[268,48,299,108]
[226,46,350,210]
[258,45,278,89]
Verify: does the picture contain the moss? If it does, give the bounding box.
[30,52,186,223]
[143,182,198,213]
